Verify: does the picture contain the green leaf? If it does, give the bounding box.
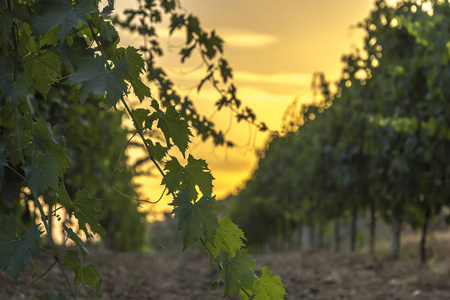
[208,215,245,259]
[57,185,106,238]
[146,139,168,161]
[32,0,98,41]
[37,293,68,300]
[161,156,183,193]
[33,118,68,177]
[67,56,128,105]
[163,155,214,200]
[59,37,95,68]
[0,148,8,186]
[100,0,115,17]
[0,74,28,107]
[23,153,59,196]
[170,190,221,250]
[116,46,151,102]
[18,24,61,97]
[63,250,102,290]
[217,249,258,297]
[219,58,232,83]
[0,216,42,283]
[132,108,150,129]
[0,10,12,42]
[63,224,89,260]
[184,155,214,199]
[156,105,191,155]
[253,267,287,300]
[22,51,61,97]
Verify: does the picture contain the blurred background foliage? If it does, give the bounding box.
[0,82,146,250]
[228,0,450,262]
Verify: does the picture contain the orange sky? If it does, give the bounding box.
[115,0,379,219]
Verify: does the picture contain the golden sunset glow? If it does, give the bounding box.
[115,0,385,219]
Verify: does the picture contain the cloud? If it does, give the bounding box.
[157,26,278,49]
[234,71,311,87]
[218,28,278,48]
[167,67,311,88]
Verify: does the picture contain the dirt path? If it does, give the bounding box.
[2,248,450,299]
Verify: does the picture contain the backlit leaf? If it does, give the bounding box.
[63,224,89,260]
[170,190,221,249]
[57,186,105,238]
[161,156,183,193]
[132,108,150,129]
[100,0,115,17]
[67,56,128,105]
[63,250,101,290]
[0,215,42,283]
[163,155,214,200]
[209,215,245,258]
[253,267,287,300]
[116,46,151,102]
[156,105,191,155]
[217,249,258,297]
[146,140,168,161]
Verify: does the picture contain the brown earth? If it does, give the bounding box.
[2,244,450,300]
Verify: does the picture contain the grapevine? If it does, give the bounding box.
[230,0,450,262]
[0,0,286,299]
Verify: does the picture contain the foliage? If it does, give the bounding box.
[0,215,42,283]
[0,0,285,299]
[230,0,450,255]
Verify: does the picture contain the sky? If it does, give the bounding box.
[114,0,380,219]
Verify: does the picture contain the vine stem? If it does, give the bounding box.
[7,0,77,297]
[34,196,78,300]
[87,21,257,299]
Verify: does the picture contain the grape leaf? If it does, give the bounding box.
[37,293,68,300]
[100,0,115,17]
[67,56,128,105]
[63,250,101,290]
[163,155,214,200]
[59,37,95,69]
[63,224,89,260]
[208,215,245,259]
[132,108,150,129]
[155,105,192,155]
[146,139,168,161]
[0,10,12,42]
[57,185,106,238]
[0,148,8,187]
[32,0,98,41]
[22,51,61,97]
[217,249,258,297]
[253,267,287,300]
[0,215,42,283]
[0,74,28,107]
[23,153,59,196]
[33,118,68,177]
[18,25,61,97]
[161,157,183,193]
[116,47,151,102]
[170,190,221,250]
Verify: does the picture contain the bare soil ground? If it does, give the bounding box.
[2,242,450,300]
